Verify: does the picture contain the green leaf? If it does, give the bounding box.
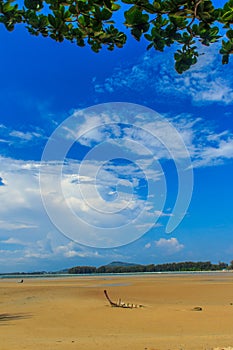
[24,0,43,11]
[144,33,152,40]
[3,2,15,12]
[153,2,161,11]
[69,5,77,15]
[222,54,229,64]
[222,10,233,22]
[112,4,121,11]
[226,29,233,39]
[27,12,39,27]
[91,42,101,52]
[103,0,112,10]
[146,42,153,50]
[131,27,142,40]
[78,15,86,26]
[6,23,15,31]
[142,3,157,14]
[48,14,56,27]
[39,15,48,27]
[122,0,135,4]
[101,8,112,20]
[124,6,147,25]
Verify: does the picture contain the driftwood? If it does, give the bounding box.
[104,290,143,309]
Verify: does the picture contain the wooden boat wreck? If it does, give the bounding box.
[104,290,143,309]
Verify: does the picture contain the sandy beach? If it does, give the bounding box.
[1,273,233,350]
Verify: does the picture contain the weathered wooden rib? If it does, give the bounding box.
[104,289,118,307]
[104,290,143,308]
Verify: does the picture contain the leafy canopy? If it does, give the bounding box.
[1,0,233,73]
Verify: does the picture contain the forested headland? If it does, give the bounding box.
[68,260,231,274]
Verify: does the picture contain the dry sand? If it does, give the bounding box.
[1,273,233,350]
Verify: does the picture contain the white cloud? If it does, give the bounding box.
[189,127,233,168]
[0,232,102,268]
[0,124,44,145]
[0,154,161,251]
[0,220,38,230]
[145,242,151,249]
[154,210,173,217]
[155,237,184,254]
[0,138,10,143]
[0,158,42,214]
[9,130,42,141]
[1,238,26,245]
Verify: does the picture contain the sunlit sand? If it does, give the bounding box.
[1,273,233,349]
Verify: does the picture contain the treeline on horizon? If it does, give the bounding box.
[68,261,231,274]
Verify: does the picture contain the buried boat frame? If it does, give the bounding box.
[104,290,143,309]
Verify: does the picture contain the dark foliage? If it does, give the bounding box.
[1,0,233,72]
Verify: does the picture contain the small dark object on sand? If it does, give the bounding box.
[191,306,202,311]
[18,279,24,283]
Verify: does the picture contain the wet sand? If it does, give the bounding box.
[1,273,233,349]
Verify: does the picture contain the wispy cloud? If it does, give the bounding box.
[1,238,21,245]
[165,114,233,167]
[9,130,42,141]
[154,210,173,217]
[0,220,38,230]
[54,241,101,259]
[0,124,45,147]
[94,44,233,105]
[0,230,125,272]
[53,106,233,168]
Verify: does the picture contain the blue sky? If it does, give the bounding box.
[0,9,233,272]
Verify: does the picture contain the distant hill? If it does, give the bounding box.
[105,261,140,267]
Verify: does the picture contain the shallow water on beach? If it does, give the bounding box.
[0,270,230,280]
